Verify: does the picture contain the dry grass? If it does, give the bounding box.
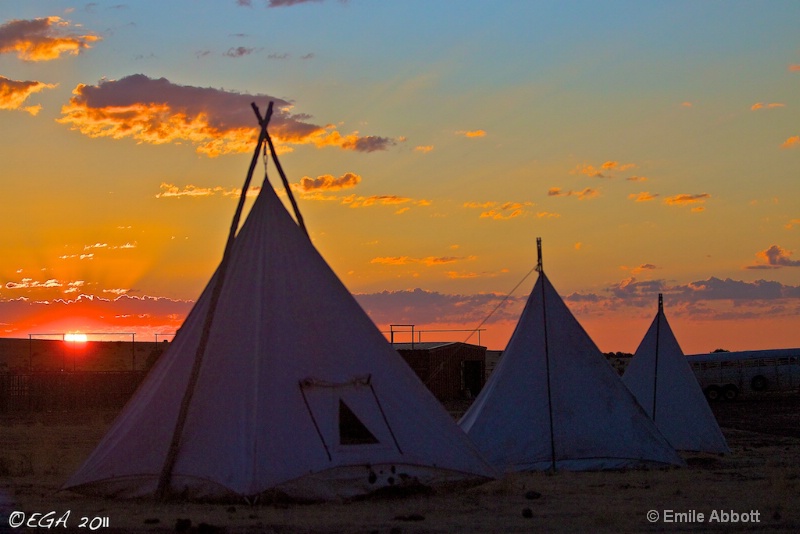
[2,408,799,533]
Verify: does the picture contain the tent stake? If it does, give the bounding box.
[156,102,273,500]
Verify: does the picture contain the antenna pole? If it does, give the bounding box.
[536,237,543,272]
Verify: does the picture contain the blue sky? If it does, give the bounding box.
[1,0,798,352]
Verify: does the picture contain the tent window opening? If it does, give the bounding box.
[339,399,379,445]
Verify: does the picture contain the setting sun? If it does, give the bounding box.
[64,333,88,343]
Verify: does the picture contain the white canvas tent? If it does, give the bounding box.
[459,240,684,471]
[622,295,729,454]
[64,106,495,501]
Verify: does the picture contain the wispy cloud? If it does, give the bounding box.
[456,129,486,138]
[224,46,258,58]
[745,244,800,269]
[789,64,800,72]
[781,135,799,149]
[464,201,533,220]
[414,145,433,153]
[5,278,64,290]
[445,268,509,280]
[574,161,637,179]
[59,253,95,260]
[548,187,599,200]
[342,194,429,211]
[628,191,659,202]
[268,0,326,7]
[785,218,800,230]
[58,74,397,157]
[663,193,710,212]
[294,172,361,192]
[622,263,658,275]
[750,102,785,111]
[536,211,560,218]
[370,255,476,267]
[0,17,100,61]
[0,76,57,114]
[155,182,261,198]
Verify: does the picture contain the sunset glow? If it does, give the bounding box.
[1,2,798,353]
[64,333,88,343]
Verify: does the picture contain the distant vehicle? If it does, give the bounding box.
[687,348,800,401]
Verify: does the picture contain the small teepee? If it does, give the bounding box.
[622,295,729,454]
[64,104,495,501]
[459,239,684,471]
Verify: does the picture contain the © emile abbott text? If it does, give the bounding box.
[648,509,761,523]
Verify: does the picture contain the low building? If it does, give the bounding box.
[394,341,486,402]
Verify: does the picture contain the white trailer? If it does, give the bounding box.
[687,348,800,401]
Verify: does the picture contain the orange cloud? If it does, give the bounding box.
[575,161,636,178]
[628,192,659,202]
[294,172,361,192]
[781,135,799,149]
[601,161,637,171]
[57,74,396,157]
[663,193,710,207]
[680,102,693,108]
[575,164,605,178]
[789,64,800,72]
[371,255,476,267]
[343,194,407,207]
[750,102,785,111]
[629,264,657,275]
[340,194,429,212]
[370,256,413,266]
[753,245,800,268]
[155,182,261,199]
[463,201,495,209]
[536,211,560,218]
[785,218,800,230]
[0,17,100,61]
[0,76,57,114]
[456,129,486,138]
[445,268,508,280]
[548,187,599,200]
[465,200,533,220]
[414,145,433,153]
[5,278,65,290]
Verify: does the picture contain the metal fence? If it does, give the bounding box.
[0,371,145,413]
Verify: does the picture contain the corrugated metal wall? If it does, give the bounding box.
[397,343,485,401]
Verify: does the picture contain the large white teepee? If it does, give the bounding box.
[622,295,729,454]
[459,240,684,471]
[64,115,494,501]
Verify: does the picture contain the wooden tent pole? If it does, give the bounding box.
[155,102,273,500]
[538,237,557,472]
[651,293,663,422]
[256,105,308,237]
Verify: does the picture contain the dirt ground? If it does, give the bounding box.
[1,395,799,533]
